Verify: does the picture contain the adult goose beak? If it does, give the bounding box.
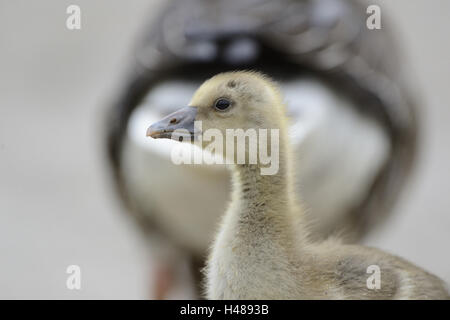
[147,106,198,141]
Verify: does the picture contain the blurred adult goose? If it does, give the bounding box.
[148,71,448,299]
[106,0,417,298]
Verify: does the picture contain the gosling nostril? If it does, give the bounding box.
[170,118,178,124]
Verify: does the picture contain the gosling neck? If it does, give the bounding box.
[233,162,290,213]
[229,130,298,230]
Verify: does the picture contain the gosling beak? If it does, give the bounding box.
[147,106,198,141]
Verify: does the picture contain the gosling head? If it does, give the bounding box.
[147,71,286,168]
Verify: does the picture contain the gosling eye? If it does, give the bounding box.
[214,98,231,111]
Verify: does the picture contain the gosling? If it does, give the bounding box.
[147,71,449,299]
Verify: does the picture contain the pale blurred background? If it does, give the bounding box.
[0,0,448,299]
